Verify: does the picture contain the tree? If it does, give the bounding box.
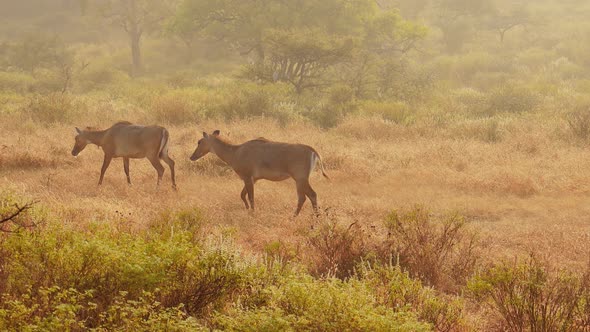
[6,32,68,75]
[255,29,356,93]
[339,9,427,98]
[98,0,173,77]
[485,6,529,43]
[433,0,495,52]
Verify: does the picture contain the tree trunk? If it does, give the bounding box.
[130,34,142,77]
[128,0,142,77]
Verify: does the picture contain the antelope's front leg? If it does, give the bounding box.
[98,154,113,185]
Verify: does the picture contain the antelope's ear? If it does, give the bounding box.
[75,127,82,134]
[202,131,208,138]
[213,130,220,136]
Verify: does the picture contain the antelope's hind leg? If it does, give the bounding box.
[294,180,308,216]
[147,156,165,187]
[244,177,255,210]
[161,153,176,189]
[306,182,318,215]
[123,157,131,185]
[240,185,250,209]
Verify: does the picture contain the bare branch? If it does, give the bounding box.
[0,201,37,233]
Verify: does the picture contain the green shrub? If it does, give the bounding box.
[77,66,125,92]
[382,206,480,292]
[212,83,298,126]
[160,245,246,315]
[0,286,91,331]
[359,263,467,332]
[0,71,34,93]
[213,275,431,332]
[452,88,488,116]
[97,291,204,331]
[469,257,590,332]
[150,91,200,124]
[0,288,203,331]
[486,84,540,115]
[307,85,358,128]
[0,209,252,325]
[360,100,414,124]
[23,92,85,124]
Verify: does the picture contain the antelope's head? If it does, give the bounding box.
[190,130,220,161]
[71,127,89,157]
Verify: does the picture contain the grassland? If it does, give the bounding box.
[1,0,590,330]
[2,107,590,267]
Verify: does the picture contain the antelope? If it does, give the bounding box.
[190,130,328,215]
[71,121,176,188]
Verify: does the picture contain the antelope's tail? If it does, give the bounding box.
[158,128,170,158]
[312,150,330,180]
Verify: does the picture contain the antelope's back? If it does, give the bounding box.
[109,124,165,158]
[239,140,315,172]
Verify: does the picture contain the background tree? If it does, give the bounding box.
[433,0,495,52]
[97,0,173,77]
[485,6,530,43]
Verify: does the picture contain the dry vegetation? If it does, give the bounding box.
[1,0,590,330]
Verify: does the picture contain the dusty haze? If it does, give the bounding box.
[1,0,590,330]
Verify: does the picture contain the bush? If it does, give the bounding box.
[452,88,488,116]
[0,71,34,93]
[23,92,85,124]
[451,118,502,143]
[360,100,414,125]
[212,275,431,332]
[382,206,480,292]
[566,104,590,143]
[469,257,590,331]
[307,85,358,128]
[486,84,540,115]
[78,66,124,92]
[0,209,252,325]
[0,288,204,331]
[305,216,368,279]
[359,263,467,332]
[150,91,200,124]
[212,83,298,126]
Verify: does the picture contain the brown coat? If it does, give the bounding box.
[191,130,328,215]
[72,121,176,188]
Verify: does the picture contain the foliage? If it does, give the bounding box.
[305,216,367,279]
[486,84,540,115]
[359,263,467,332]
[23,92,85,124]
[566,104,590,143]
[212,275,431,332]
[382,205,480,292]
[469,257,590,331]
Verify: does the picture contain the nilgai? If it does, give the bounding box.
[190,130,328,215]
[71,121,176,188]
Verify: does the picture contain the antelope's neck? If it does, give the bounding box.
[210,138,237,166]
[85,130,106,146]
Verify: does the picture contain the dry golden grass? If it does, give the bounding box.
[1,114,589,270]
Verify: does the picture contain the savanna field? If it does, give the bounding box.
[1,0,590,331]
